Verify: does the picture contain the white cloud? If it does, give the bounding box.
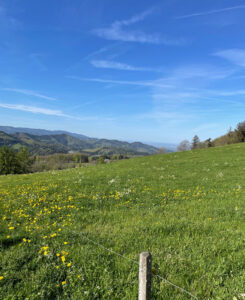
[213,49,245,67]
[29,53,47,71]
[93,9,184,45]
[0,102,112,121]
[213,89,245,96]
[2,88,56,101]
[67,76,173,88]
[164,65,234,81]
[90,60,158,72]
[0,3,20,29]
[0,103,66,116]
[84,46,113,61]
[176,5,245,19]
[133,110,195,122]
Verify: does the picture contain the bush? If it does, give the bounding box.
[97,156,105,164]
[0,146,32,175]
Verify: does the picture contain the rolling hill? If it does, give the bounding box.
[0,128,158,156]
[1,143,245,298]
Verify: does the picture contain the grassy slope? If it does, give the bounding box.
[1,143,245,299]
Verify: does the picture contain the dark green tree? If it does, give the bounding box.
[206,138,213,147]
[16,146,32,173]
[0,146,20,175]
[236,121,245,142]
[192,135,200,149]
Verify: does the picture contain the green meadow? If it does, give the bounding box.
[1,143,245,299]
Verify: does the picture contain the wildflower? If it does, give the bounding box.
[56,253,60,257]
[64,241,67,245]
[67,262,71,267]
[8,227,15,230]
[61,256,66,262]
[6,235,10,239]
[62,281,66,285]
[0,276,4,280]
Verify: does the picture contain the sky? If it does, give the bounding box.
[1,0,245,145]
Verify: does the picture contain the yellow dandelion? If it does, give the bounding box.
[56,253,60,257]
[62,281,66,285]
[67,262,71,267]
[6,235,10,239]
[64,242,67,245]
[56,266,60,269]
[0,276,4,281]
[61,256,66,262]
[44,251,48,256]
[8,227,15,230]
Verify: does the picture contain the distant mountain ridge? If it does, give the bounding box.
[0,126,158,156]
[0,126,90,140]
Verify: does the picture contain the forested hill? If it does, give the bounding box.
[0,130,158,156]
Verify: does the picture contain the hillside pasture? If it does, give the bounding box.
[1,144,245,299]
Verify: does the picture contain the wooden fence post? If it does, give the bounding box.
[138,252,152,300]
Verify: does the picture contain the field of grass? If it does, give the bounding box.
[1,143,245,299]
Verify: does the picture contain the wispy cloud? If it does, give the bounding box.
[138,64,243,127]
[176,5,245,19]
[90,60,159,72]
[2,88,56,101]
[67,76,173,88]
[213,49,245,67]
[0,102,113,121]
[93,9,184,45]
[0,103,66,116]
[212,89,245,96]
[84,46,113,61]
[0,3,20,29]
[133,110,196,122]
[29,53,47,71]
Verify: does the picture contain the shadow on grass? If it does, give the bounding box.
[0,236,23,249]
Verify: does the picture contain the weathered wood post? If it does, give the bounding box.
[138,252,152,300]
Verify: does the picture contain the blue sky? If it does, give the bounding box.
[1,0,245,144]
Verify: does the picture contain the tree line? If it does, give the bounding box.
[0,146,130,175]
[0,147,90,175]
[177,121,245,152]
